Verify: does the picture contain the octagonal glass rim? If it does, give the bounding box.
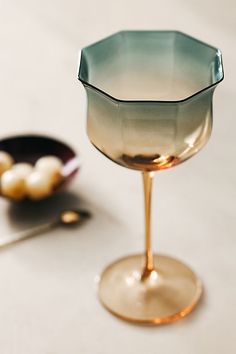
[78,30,224,104]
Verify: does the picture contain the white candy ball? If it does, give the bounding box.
[35,156,63,186]
[26,171,53,200]
[12,163,33,179]
[0,151,14,176]
[1,170,26,200]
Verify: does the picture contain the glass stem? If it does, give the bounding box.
[142,171,155,279]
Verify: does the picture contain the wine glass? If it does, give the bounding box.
[78,31,224,325]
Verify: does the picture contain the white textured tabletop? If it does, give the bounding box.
[0,1,235,353]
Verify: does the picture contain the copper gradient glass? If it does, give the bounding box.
[78,31,224,324]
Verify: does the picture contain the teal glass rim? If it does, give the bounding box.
[78,30,224,104]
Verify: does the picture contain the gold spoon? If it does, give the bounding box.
[0,209,91,249]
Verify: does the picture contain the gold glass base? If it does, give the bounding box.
[98,254,202,325]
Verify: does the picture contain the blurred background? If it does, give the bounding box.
[0,1,235,353]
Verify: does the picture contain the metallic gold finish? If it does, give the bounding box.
[98,254,202,325]
[142,171,154,278]
[60,210,81,224]
[120,154,179,171]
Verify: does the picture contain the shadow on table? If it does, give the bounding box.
[6,188,122,231]
[6,191,86,229]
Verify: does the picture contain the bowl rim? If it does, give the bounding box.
[78,29,224,104]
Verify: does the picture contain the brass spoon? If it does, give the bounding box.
[0,209,91,249]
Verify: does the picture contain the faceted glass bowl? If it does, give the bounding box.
[78,31,224,324]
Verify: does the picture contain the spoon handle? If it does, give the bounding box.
[0,220,59,248]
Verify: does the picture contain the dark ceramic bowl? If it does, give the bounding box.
[0,134,80,200]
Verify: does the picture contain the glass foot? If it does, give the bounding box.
[98,254,202,325]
